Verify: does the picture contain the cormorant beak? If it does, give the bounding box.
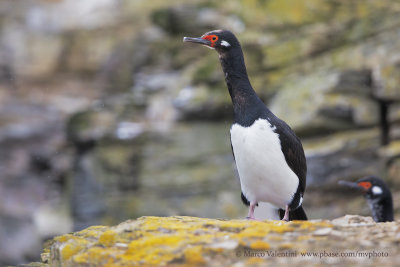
[183,37,211,46]
[338,180,366,192]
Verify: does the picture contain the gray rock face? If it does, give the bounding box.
[1,0,400,265]
[269,70,378,137]
[373,59,400,101]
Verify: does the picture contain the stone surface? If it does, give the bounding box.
[304,128,382,185]
[32,215,400,266]
[269,71,378,136]
[373,60,400,101]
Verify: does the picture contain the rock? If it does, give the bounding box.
[25,0,120,32]
[4,0,400,265]
[66,110,116,151]
[172,52,233,121]
[389,104,400,124]
[331,70,372,95]
[331,215,376,227]
[31,215,400,266]
[270,71,378,136]
[151,5,213,36]
[378,140,400,160]
[373,60,400,101]
[150,4,245,37]
[0,216,42,266]
[174,85,232,121]
[135,123,244,219]
[304,128,382,185]
[9,33,63,79]
[92,137,143,191]
[387,156,400,186]
[58,31,119,74]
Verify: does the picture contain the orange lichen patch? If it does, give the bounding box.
[250,240,270,250]
[98,230,117,247]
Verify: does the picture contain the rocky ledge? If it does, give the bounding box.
[28,215,399,267]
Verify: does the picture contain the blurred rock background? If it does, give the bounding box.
[1,0,400,265]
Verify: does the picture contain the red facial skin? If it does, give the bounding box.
[202,35,219,47]
[358,181,372,192]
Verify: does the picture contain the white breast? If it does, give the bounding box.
[230,119,299,209]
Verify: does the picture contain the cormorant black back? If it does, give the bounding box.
[183,30,307,221]
[339,176,394,222]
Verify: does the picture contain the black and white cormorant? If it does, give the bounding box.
[339,176,394,222]
[183,30,307,221]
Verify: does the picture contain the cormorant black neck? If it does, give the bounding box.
[218,45,265,126]
[367,194,394,222]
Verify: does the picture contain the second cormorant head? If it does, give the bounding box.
[339,176,394,222]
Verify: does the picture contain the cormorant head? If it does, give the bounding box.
[183,29,240,53]
[339,176,391,200]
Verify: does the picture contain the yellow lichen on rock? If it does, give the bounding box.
[59,238,89,261]
[46,216,337,266]
[124,235,185,264]
[183,245,206,265]
[250,240,270,250]
[98,230,117,247]
[42,215,400,266]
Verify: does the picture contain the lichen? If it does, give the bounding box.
[60,239,89,261]
[250,240,270,250]
[47,216,338,266]
[183,245,206,265]
[98,230,117,247]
